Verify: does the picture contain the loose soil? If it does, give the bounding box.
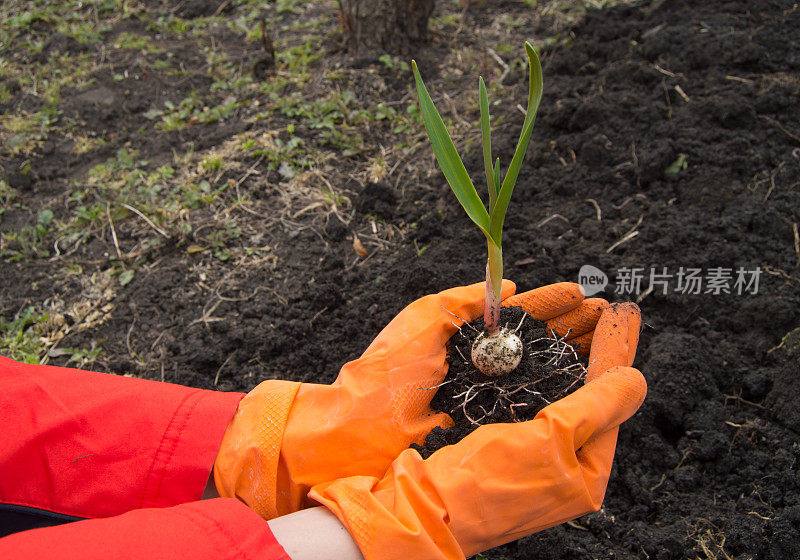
[2,0,799,559]
[414,305,587,459]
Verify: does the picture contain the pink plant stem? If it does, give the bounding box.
[484,260,500,335]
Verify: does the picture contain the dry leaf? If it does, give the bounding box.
[353,234,368,257]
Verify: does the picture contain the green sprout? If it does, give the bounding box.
[412,42,542,346]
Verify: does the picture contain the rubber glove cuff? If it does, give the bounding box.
[214,379,300,519]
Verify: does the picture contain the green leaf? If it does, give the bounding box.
[493,157,500,199]
[143,108,163,120]
[489,42,543,244]
[479,77,496,212]
[118,269,134,286]
[38,209,53,227]
[412,60,490,237]
[665,153,687,174]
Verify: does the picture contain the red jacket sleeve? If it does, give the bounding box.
[0,497,290,560]
[0,356,244,519]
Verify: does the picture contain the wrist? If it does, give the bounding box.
[213,379,301,519]
[268,506,364,560]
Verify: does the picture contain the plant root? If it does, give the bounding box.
[414,306,587,458]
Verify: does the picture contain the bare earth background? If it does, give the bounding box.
[1,0,799,558]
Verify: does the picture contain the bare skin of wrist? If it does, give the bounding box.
[204,473,362,559]
[268,506,364,560]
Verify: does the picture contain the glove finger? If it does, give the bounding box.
[574,370,646,497]
[445,365,645,468]
[360,280,516,359]
[546,298,608,339]
[422,365,646,555]
[587,302,641,382]
[576,302,644,483]
[566,331,593,356]
[502,282,585,320]
[534,365,647,452]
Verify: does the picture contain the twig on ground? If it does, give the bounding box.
[612,193,648,210]
[212,0,231,16]
[486,47,510,82]
[537,214,570,228]
[585,198,602,221]
[606,215,644,253]
[308,306,328,327]
[607,230,639,253]
[764,168,777,200]
[726,75,755,84]
[106,203,122,259]
[636,284,654,303]
[723,392,766,409]
[442,92,470,128]
[653,64,679,78]
[649,473,667,492]
[120,203,168,238]
[793,222,800,266]
[566,520,589,532]
[758,114,800,143]
[674,84,691,102]
[214,352,235,386]
[125,317,144,365]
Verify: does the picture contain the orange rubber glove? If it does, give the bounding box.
[214,281,601,519]
[310,303,646,560]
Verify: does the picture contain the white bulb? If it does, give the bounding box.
[471,328,523,377]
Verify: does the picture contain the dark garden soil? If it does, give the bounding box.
[414,305,588,459]
[2,0,800,558]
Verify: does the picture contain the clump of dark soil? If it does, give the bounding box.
[414,306,586,459]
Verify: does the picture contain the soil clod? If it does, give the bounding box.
[413,306,586,458]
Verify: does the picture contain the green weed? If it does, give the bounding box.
[207,221,242,261]
[0,180,16,215]
[0,306,49,363]
[114,32,162,53]
[150,95,241,131]
[2,106,62,155]
[0,305,103,365]
[379,54,410,73]
[1,208,56,261]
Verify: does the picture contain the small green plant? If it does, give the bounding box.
[0,306,48,363]
[379,53,410,73]
[665,153,688,175]
[114,32,153,51]
[0,180,15,215]
[1,208,56,261]
[412,42,543,376]
[200,155,223,173]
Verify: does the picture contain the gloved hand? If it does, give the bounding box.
[214,281,606,519]
[503,287,609,355]
[309,303,646,560]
